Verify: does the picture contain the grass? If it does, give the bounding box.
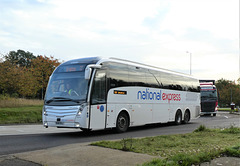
[0,106,43,124]
[218,108,239,112]
[141,144,240,166]
[0,98,43,108]
[91,126,240,165]
[0,98,43,124]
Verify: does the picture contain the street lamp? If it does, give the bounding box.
[186,51,192,75]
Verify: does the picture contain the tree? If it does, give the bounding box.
[4,50,36,68]
[0,50,60,99]
[0,61,20,95]
[16,67,39,97]
[216,79,240,107]
[31,55,61,99]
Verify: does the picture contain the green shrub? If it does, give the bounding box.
[194,125,210,132]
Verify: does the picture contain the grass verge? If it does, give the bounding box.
[0,105,42,124]
[218,108,239,112]
[0,98,43,124]
[91,125,240,165]
[0,98,43,108]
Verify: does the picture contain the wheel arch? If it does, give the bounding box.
[115,109,130,133]
[116,109,130,126]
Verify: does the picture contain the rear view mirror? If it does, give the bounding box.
[85,64,102,80]
[85,67,92,80]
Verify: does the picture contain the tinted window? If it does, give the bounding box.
[128,66,146,86]
[146,70,160,88]
[91,70,106,104]
[102,61,199,92]
[104,62,129,89]
[172,75,183,91]
[183,77,200,92]
[192,79,200,92]
[159,72,173,89]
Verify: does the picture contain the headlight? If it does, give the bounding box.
[44,122,48,127]
[77,111,82,115]
[77,103,86,116]
[43,106,47,115]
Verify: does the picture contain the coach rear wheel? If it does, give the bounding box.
[183,110,190,124]
[116,112,129,133]
[175,110,182,125]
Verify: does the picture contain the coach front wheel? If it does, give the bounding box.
[116,112,129,133]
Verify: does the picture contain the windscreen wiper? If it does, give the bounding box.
[46,97,80,104]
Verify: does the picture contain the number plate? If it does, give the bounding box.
[56,121,64,125]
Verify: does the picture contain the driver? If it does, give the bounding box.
[66,82,73,95]
[65,82,78,96]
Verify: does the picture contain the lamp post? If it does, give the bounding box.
[186,51,192,75]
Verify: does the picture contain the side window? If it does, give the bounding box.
[159,72,172,89]
[91,70,106,104]
[172,75,183,91]
[106,62,129,89]
[184,77,193,92]
[192,79,200,92]
[146,70,160,88]
[128,66,146,87]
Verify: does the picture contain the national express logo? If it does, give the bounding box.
[137,89,181,101]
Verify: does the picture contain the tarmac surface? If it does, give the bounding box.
[0,112,239,166]
[0,124,80,136]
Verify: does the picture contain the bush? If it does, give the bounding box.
[0,93,11,100]
[194,125,210,132]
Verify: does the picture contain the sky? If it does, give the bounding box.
[0,0,239,81]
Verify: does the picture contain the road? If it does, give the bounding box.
[0,112,239,156]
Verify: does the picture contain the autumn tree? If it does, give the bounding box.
[16,67,39,97]
[0,50,60,99]
[0,60,20,96]
[31,55,61,99]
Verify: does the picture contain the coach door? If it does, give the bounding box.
[89,70,107,130]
